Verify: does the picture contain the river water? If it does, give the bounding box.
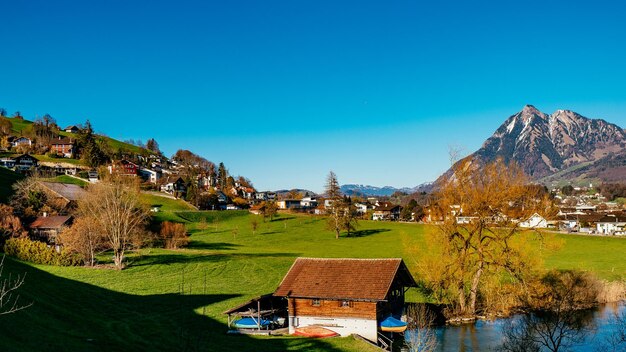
[409,302,625,351]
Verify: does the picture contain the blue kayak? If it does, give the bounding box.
[233,317,272,329]
[380,316,407,332]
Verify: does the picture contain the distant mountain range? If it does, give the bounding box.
[441,105,626,185]
[340,183,432,197]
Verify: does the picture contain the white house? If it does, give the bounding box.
[597,214,626,235]
[139,168,161,184]
[519,213,548,228]
[11,137,32,148]
[300,197,318,209]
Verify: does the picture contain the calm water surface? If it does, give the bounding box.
[409,302,625,351]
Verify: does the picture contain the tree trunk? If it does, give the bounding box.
[469,262,484,315]
[458,283,467,315]
[113,249,124,270]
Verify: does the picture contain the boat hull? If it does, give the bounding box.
[293,326,339,338]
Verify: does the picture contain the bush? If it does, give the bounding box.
[160,221,189,249]
[4,237,82,266]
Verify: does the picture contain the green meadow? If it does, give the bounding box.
[2,203,626,351]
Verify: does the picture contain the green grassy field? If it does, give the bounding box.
[3,116,33,134]
[2,209,626,351]
[43,174,89,187]
[3,116,150,160]
[0,167,24,203]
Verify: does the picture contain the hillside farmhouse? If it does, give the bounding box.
[29,214,73,244]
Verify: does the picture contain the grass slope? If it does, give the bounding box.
[42,175,89,187]
[2,211,626,351]
[4,117,150,161]
[0,167,23,202]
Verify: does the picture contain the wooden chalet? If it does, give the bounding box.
[64,125,80,133]
[372,204,402,221]
[273,257,417,343]
[29,214,73,244]
[14,154,39,171]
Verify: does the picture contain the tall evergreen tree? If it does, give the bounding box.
[77,120,108,167]
[218,162,228,189]
[146,138,160,154]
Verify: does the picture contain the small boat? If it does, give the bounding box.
[232,317,272,329]
[293,326,339,338]
[380,316,408,333]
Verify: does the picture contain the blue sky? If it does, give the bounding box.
[1,0,625,192]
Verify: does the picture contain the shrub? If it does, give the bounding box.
[4,237,82,266]
[160,221,189,249]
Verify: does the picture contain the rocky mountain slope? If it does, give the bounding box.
[446,105,626,183]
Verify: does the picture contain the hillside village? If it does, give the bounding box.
[1,109,626,352]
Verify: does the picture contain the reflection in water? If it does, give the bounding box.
[406,302,625,352]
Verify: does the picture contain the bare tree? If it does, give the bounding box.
[0,256,31,315]
[339,197,358,236]
[260,201,277,222]
[160,221,189,249]
[78,177,150,269]
[58,216,106,266]
[405,304,438,352]
[324,171,344,239]
[250,218,258,235]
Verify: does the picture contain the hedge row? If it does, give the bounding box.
[4,237,82,266]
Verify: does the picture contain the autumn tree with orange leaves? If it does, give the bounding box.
[418,157,556,318]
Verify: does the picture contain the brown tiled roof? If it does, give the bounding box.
[375,204,401,212]
[30,216,72,229]
[50,137,73,145]
[273,258,417,301]
[598,215,626,223]
[556,213,606,222]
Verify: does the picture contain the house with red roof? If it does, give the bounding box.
[273,257,417,343]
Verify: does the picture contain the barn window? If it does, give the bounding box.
[312,299,321,306]
[341,300,352,307]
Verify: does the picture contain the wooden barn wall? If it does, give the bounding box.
[288,298,377,319]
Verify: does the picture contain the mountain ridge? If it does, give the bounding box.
[441,105,626,185]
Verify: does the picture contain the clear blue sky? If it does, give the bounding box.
[1,0,625,192]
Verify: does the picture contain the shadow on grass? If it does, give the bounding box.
[345,229,391,238]
[129,252,301,267]
[186,242,241,251]
[1,257,350,352]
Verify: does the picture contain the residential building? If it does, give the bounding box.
[64,125,80,133]
[139,168,161,184]
[50,137,74,158]
[372,204,402,221]
[108,159,138,176]
[597,214,626,235]
[273,258,417,343]
[14,154,39,171]
[519,213,548,228]
[29,214,73,244]
[10,137,32,148]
